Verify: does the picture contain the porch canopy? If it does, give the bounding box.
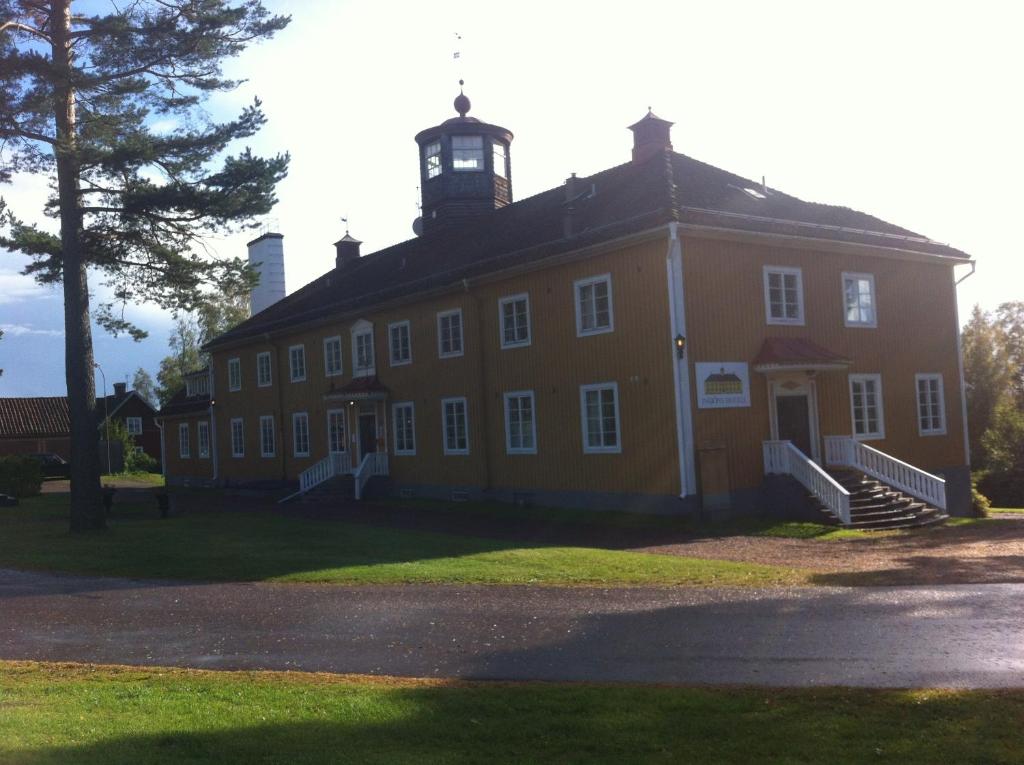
[324,375,389,402]
[753,337,850,374]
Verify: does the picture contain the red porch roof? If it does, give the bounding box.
[753,338,851,372]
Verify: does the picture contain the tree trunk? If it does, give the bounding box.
[51,0,104,532]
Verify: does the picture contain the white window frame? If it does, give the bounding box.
[915,373,947,436]
[323,336,343,377]
[388,320,412,366]
[256,351,273,387]
[579,382,622,454]
[763,265,805,326]
[499,293,532,349]
[197,420,210,459]
[289,344,306,383]
[441,397,470,455]
[574,274,614,337]
[504,390,538,455]
[392,402,416,456]
[125,416,143,435]
[227,357,241,391]
[178,423,190,458]
[351,319,375,377]
[327,409,347,454]
[259,415,276,458]
[452,135,484,172]
[842,272,878,328]
[848,374,885,440]
[437,309,465,358]
[230,417,244,458]
[292,412,310,458]
[424,140,442,179]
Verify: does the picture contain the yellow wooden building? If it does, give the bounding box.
[158,88,973,522]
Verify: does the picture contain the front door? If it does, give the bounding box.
[358,412,377,461]
[776,394,812,457]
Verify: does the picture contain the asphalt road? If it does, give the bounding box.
[3,568,1024,688]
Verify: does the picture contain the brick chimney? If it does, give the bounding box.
[113,382,127,398]
[334,234,362,269]
[628,109,674,163]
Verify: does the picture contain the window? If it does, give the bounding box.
[452,135,484,171]
[392,402,416,455]
[257,351,272,387]
[580,383,621,454]
[230,418,244,458]
[493,140,507,179]
[185,374,209,397]
[125,416,142,435]
[438,309,464,358]
[424,141,442,179]
[353,330,374,375]
[916,374,946,436]
[197,421,210,459]
[575,274,614,336]
[499,293,531,348]
[843,272,877,327]
[260,416,276,457]
[178,423,190,458]
[134,446,144,455]
[228,357,241,391]
[442,397,469,455]
[289,345,306,382]
[327,409,347,453]
[849,374,885,440]
[504,391,537,454]
[292,412,310,457]
[389,321,412,366]
[323,336,343,377]
[763,266,804,325]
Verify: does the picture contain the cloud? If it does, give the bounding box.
[0,272,54,304]
[0,323,63,337]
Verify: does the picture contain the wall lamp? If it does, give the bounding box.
[674,334,686,359]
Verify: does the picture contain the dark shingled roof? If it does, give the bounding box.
[156,386,211,419]
[0,397,71,438]
[208,150,969,350]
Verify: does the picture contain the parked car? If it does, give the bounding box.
[27,452,70,478]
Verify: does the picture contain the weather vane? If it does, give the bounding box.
[340,215,349,236]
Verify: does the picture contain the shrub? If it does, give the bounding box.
[971,480,992,517]
[0,456,44,498]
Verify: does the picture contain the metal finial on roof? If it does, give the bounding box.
[454,79,471,117]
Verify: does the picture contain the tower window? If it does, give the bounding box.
[452,135,484,172]
[493,141,507,179]
[425,141,442,179]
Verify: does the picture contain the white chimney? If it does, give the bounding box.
[247,232,286,315]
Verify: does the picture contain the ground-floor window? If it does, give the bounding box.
[849,374,884,439]
[230,418,244,458]
[197,420,210,458]
[916,374,946,435]
[260,415,276,457]
[293,412,310,457]
[327,409,346,453]
[392,402,416,455]
[442,397,469,455]
[580,383,621,453]
[178,423,190,458]
[504,391,537,454]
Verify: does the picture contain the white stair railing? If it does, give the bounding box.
[824,436,946,511]
[763,440,851,525]
[353,451,389,501]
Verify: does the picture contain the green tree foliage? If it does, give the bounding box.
[103,418,157,473]
[0,1,289,531]
[131,367,156,407]
[961,305,1011,468]
[994,301,1024,409]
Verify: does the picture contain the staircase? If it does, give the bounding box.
[301,474,355,504]
[826,468,948,530]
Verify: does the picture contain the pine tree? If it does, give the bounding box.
[0,1,289,531]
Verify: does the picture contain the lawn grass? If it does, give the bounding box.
[100,471,165,486]
[991,507,1024,515]
[2,661,1023,764]
[0,494,804,587]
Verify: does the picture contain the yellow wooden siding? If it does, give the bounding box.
[161,415,214,481]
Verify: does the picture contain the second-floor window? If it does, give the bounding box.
[764,266,804,325]
[228,357,241,391]
[257,351,272,387]
[354,331,374,374]
[324,336,343,377]
[438,309,464,358]
[125,416,142,435]
[389,321,412,366]
[500,294,531,348]
[575,275,613,336]
[916,374,946,436]
[230,418,244,457]
[843,272,877,327]
[849,374,884,440]
[289,345,306,382]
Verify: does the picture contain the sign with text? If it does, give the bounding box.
[696,362,751,409]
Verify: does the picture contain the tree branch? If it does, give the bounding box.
[0,20,52,42]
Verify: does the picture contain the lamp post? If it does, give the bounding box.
[94,362,111,474]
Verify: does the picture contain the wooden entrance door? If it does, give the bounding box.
[776,395,812,457]
[358,412,377,461]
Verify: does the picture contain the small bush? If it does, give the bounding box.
[0,456,44,498]
[971,480,992,517]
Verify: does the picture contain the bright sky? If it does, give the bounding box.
[2,0,1022,397]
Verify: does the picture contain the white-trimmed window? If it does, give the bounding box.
[763,266,804,325]
[197,420,210,459]
[389,321,412,366]
[323,336,343,377]
[257,351,272,387]
[849,374,885,440]
[499,293,531,348]
[504,391,537,454]
[352,320,375,376]
[228,357,241,391]
[452,135,484,171]
[292,412,310,457]
[134,446,144,455]
[580,383,621,454]
[843,272,877,328]
[289,345,306,382]
[442,397,469,455]
[260,416,276,457]
[575,274,613,336]
[230,418,244,458]
[916,374,946,436]
[392,402,416,456]
[125,416,143,435]
[178,423,190,458]
[424,141,442,179]
[327,409,347,454]
[438,309,464,358]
